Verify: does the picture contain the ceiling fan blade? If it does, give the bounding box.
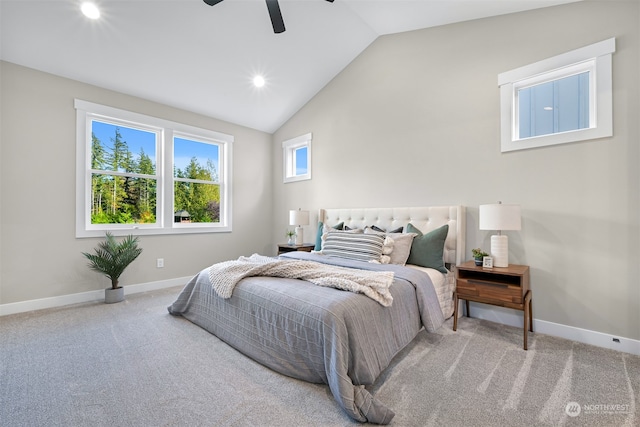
[205,0,331,33]
[265,0,285,33]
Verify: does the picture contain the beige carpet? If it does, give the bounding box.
[1,286,638,426]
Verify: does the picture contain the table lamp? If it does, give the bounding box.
[479,202,521,267]
[289,209,309,246]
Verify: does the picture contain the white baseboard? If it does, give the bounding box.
[0,276,191,317]
[466,303,640,356]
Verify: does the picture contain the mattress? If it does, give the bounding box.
[407,264,455,319]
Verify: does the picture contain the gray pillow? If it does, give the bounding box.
[386,233,417,265]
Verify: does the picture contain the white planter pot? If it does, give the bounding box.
[105,287,124,304]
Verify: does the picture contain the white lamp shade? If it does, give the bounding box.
[289,210,309,226]
[479,204,521,231]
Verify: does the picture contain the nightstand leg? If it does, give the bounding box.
[528,293,534,332]
[465,300,470,317]
[523,291,532,350]
[453,291,458,331]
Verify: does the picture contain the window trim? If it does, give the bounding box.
[75,99,233,238]
[498,38,615,152]
[282,133,312,183]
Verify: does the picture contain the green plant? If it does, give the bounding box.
[472,248,489,259]
[286,229,296,238]
[82,232,143,289]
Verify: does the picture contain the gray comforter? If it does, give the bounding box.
[167,252,445,424]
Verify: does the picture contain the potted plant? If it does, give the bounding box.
[82,232,143,303]
[286,229,296,245]
[471,248,489,266]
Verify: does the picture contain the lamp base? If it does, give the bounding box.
[490,234,509,267]
[295,226,304,245]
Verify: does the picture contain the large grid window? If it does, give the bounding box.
[75,100,233,237]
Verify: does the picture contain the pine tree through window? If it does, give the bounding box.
[173,137,221,224]
[90,121,158,225]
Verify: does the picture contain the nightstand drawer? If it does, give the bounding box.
[456,278,523,304]
[277,243,314,255]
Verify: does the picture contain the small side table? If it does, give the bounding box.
[277,243,315,255]
[453,261,533,350]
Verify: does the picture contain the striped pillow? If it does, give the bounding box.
[321,230,385,262]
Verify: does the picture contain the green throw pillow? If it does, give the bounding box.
[406,223,449,273]
[314,221,344,251]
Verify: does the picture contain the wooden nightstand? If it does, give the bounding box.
[277,243,315,255]
[453,261,533,350]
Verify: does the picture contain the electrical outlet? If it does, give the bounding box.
[156,258,164,268]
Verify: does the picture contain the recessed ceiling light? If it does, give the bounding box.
[543,106,553,111]
[81,2,100,20]
[253,75,266,88]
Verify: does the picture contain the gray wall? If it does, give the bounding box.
[0,61,273,304]
[272,1,640,340]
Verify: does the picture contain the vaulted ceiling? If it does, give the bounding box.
[0,0,578,133]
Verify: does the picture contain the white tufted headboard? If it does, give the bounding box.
[319,206,466,266]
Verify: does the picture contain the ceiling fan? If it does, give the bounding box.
[204,0,334,34]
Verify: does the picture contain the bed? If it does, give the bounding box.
[168,205,466,424]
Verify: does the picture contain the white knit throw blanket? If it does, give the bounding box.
[207,254,394,306]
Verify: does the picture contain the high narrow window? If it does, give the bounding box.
[283,133,312,183]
